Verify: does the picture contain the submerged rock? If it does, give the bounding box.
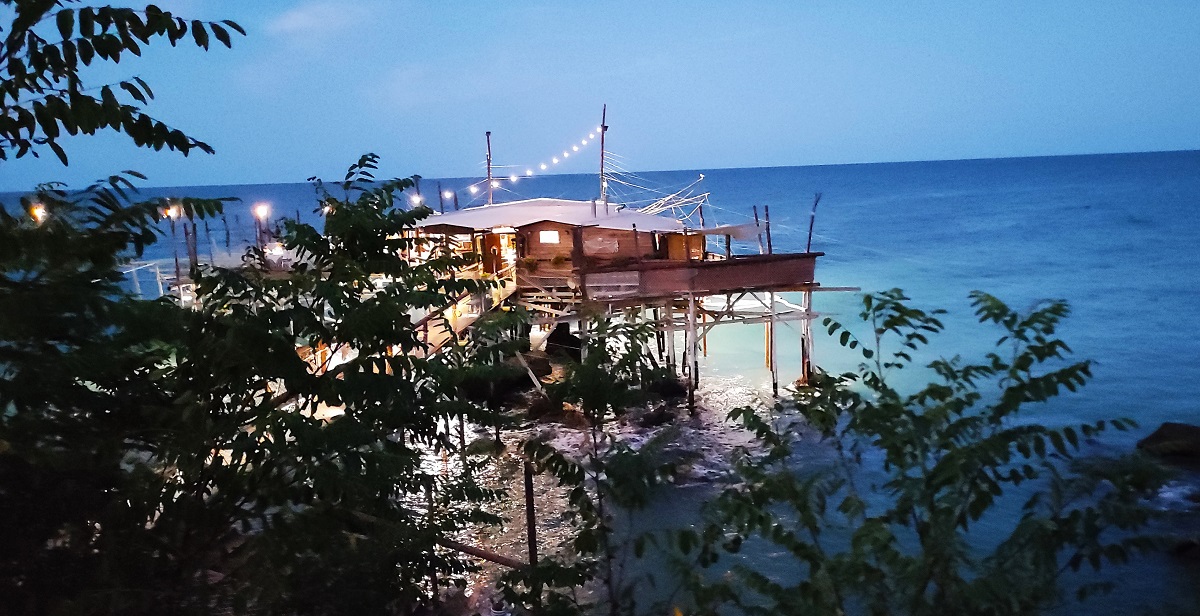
[646,376,688,399]
[544,323,582,362]
[526,394,561,420]
[464,437,505,457]
[1137,422,1200,458]
[638,407,676,428]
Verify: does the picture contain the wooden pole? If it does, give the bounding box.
[752,206,764,255]
[437,182,446,214]
[807,193,822,253]
[599,104,608,204]
[698,200,707,260]
[800,289,813,386]
[184,222,199,271]
[170,216,180,281]
[204,220,215,264]
[653,306,665,362]
[486,131,493,206]
[769,292,778,396]
[632,223,642,261]
[764,204,773,255]
[666,301,676,371]
[524,461,539,566]
[687,293,698,415]
[724,234,731,259]
[453,192,460,211]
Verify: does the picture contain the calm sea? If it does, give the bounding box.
[5,150,1198,612]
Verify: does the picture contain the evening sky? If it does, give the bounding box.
[2,1,1198,191]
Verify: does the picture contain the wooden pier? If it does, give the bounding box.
[416,197,834,405]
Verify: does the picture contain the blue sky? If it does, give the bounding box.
[3,1,1198,191]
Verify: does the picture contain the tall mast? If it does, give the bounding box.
[599,105,608,205]
[485,131,493,205]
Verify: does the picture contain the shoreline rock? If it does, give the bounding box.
[1137,422,1200,459]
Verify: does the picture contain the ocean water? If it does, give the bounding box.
[5,150,1199,612]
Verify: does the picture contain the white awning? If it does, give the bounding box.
[417,198,683,233]
[694,222,760,241]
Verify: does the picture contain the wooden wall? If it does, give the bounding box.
[516,221,700,265]
[518,221,576,261]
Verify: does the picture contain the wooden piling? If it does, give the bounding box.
[752,206,765,255]
[764,204,773,255]
[524,461,538,566]
[768,291,778,396]
[687,293,699,414]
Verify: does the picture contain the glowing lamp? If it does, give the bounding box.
[552,157,559,164]
[582,139,588,145]
[253,203,271,220]
[442,190,454,199]
[409,194,423,205]
[563,152,569,158]
[589,133,595,139]
[509,174,518,182]
[525,169,533,176]
[572,145,579,152]
[490,180,500,188]
[30,204,47,223]
[469,185,479,194]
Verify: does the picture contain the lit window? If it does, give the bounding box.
[539,230,561,244]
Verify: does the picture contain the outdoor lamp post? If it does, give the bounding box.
[253,202,271,248]
[166,204,181,281]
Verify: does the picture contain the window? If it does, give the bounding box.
[539,230,561,244]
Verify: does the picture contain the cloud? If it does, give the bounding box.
[265,2,370,37]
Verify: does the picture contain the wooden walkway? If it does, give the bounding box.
[414,269,517,357]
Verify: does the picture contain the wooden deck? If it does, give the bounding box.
[579,252,823,302]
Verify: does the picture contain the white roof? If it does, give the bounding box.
[418,198,684,233]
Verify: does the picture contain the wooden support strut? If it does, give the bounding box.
[524,461,538,567]
[687,293,699,414]
[768,291,779,396]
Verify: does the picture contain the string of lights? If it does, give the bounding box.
[409,125,605,207]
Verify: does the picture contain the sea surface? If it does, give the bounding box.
[5,150,1199,613]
